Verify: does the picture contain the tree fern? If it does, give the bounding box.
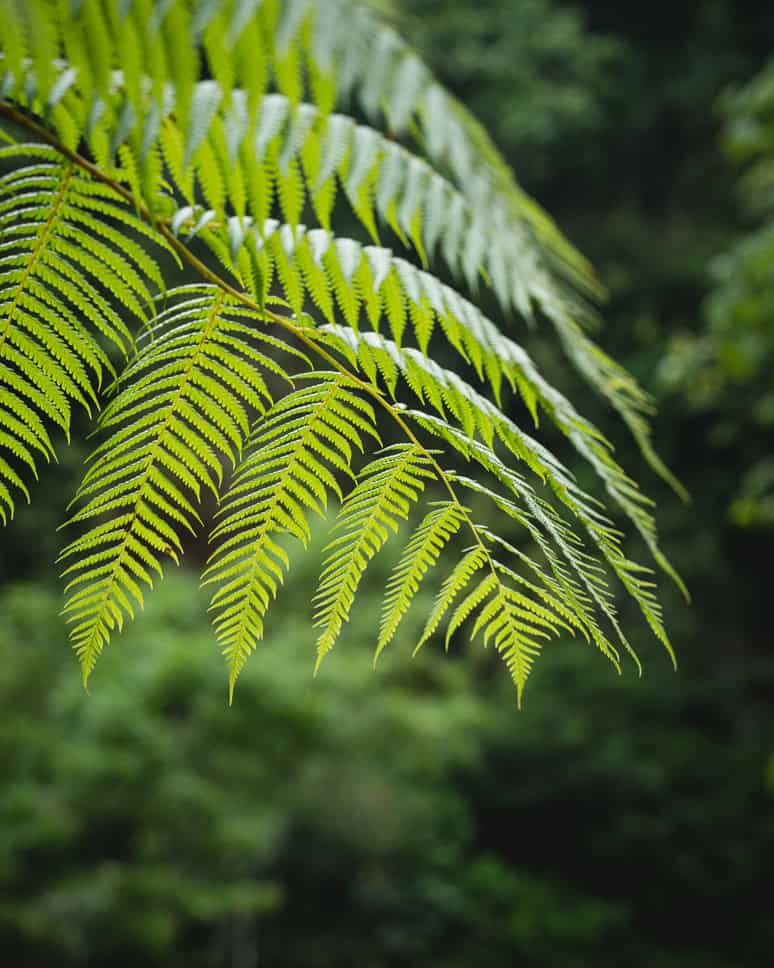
[0,0,687,702]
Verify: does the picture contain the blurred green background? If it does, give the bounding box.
[1,1,773,964]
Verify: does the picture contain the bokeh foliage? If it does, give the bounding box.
[660,58,774,528]
[1,562,772,966]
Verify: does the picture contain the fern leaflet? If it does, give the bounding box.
[204,372,380,698]
[314,444,437,667]
[60,285,284,686]
[376,500,467,661]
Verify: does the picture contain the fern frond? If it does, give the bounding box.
[376,500,467,661]
[413,415,654,670]
[0,2,593,327]
[186,213,684,566]
[177,90,540,296]
[414,545,489,655]
[0,142,159,518]
[60,285,287,686]
[174,82,682,491]
[314,443,437,667]
[315,315,685,600]
[0,0,686,697]
[204,372,380,699]
[2,0,678,487]
[319,320,674,625]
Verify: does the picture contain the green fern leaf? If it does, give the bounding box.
[204,372,380,698]
[376,500,467,661]
[0,0,687,699]
[60,286,285,686]
[0,144,159,512]
[314,443,436,667]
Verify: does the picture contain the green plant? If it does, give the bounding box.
[659,58,774,530]
[0,0,685,701]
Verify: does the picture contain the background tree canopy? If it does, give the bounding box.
[1,0,773,966]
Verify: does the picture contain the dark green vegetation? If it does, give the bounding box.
[2,564,772,966]
[1,0,773,965]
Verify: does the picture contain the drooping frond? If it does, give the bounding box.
[0,0,681,490]
[0,1,582,271]
[317,320,685,599]
[416,416,669,670]
[162,88,554,304]
[399,517,581,706]
[181,213,684,522]
[321,321,650,670]
[60,285,290,686]
[376,500,467,661]
[204,373,380,698]
[314,444,437,667]
[0,0,685,698]
[185,212,676,557]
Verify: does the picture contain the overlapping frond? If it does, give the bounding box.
[183,211,684,530]
[318,320,685,596]
[0,1,579,266]
[154,84,669,490]
[183,212,673,554]
[0,0,679,489]
[60,285,289,685]
[178,206,678,680]
[161,88,547,302]
[318,315,669,668]
[204,373,380,697]
[0,142,160,519]
[0,0,685,698]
